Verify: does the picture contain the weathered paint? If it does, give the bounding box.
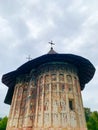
[6,63,87,130]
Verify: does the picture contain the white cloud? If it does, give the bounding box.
[0,0,98,117]
[82,66,98,111]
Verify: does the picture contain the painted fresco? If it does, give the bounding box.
[6,63,87,130]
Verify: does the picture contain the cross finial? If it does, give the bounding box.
[49,40,55,49]
[26,55,32,61]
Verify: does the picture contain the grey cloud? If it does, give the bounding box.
[0,0,98,117]
[9,18,29,39]
[0,0,22,17]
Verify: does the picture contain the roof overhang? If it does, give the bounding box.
[2,53,96,104]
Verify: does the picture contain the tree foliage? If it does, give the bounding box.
[84,108,98,130]
[0,116,8,130]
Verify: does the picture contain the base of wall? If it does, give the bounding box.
[6,127,87,130]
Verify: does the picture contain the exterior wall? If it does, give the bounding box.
[6,62,87,130]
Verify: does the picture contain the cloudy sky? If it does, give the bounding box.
[0,0,98,117]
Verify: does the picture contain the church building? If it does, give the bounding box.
[2,45,95,130]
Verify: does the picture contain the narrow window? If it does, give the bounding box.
[69,99,74,110]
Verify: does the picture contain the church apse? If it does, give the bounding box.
[2,49,95,130]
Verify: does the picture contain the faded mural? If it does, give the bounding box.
[6,63,87,130]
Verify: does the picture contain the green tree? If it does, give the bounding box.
[0,118,2,121]
[84,107,91,122]
[87,111,98,130]
[84,108,98,130]
[0,116,8,130]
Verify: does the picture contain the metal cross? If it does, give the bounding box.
[26,55,32,61]
[49,40,55,48]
